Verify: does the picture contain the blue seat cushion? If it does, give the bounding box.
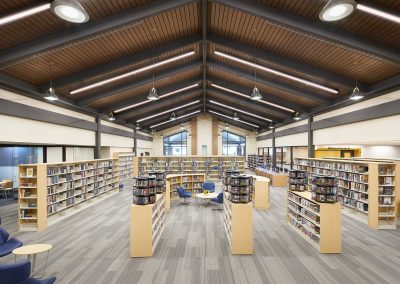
[18,276,57,284]
[0,237,23,257]
[0,227,9,245]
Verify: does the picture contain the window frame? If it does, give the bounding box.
[221,130,246,157]
[163,131,188,156]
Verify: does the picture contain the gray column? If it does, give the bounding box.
[308,115,315,158]
[272,129,276,167]
[134,129,138,156]
[95,115,101,159]
[290,146,294,169]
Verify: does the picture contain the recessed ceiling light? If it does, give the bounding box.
[136,100,200,122]
[209,100,272,122]
[357,4,400,24]
[70,51,195,94]
[150,110,201,128]
[210,83,294,113]
[114,84,199,113]
[0,3,50,26]
[214,51,338,94]
[319,0,356,22]
[209,110,259,128]
[51,0,89,23]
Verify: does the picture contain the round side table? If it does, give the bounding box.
[13,244,52,277]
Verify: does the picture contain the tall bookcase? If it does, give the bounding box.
[138,156,245,179]
[18,158,119,232]
[295,158,399,229]
[286,190,341,253]
[113,153,136,182]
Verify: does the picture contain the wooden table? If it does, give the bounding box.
[13,244,52,275]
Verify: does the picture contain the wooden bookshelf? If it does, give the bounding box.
[247,154,271,169]
[223,191,253,255]
[113,152,135,182]
[138,156,245,180]
[18,158,119,232]
[165,173,205,210]
[252,175,270,210]
[287,190,341,253]
[130,193,166,257]
[295,158,398,229]
[255,167,288,187]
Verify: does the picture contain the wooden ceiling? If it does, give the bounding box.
[0,0,399,132]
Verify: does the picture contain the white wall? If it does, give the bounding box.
[197,115,213,155]
[276,132,308,147]
[46,147,63,163]
[215,121,255,156]
[361,146,400,159]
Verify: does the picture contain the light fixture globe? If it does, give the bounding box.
[349,86,364,101]
[44,87,59,101]
[147,86,159,101]
[232,111,240,121]
[51,0,89,23]
[319,0,356,22]
[251,86,262,101]
[107,112,116,121]
[170,112,177,121]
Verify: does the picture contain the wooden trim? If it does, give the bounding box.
[191,118,197,155]
[212,117,218,155]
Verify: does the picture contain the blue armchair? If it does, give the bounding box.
[202,182,215,193]
[211,192,223,211]
[0,226,23,257]
[177,186,192,205]
[0,260,56,284]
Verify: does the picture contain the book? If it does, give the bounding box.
[26,168,34,177]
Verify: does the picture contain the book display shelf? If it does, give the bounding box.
[165,174,205,209]
[18,159,119,232]
[287,190,341,253]
[113,153,137,182]
[223,191,253,255]
[255,167,288,187]
[138,156,245,180]
[130,193,166,257]
[295,158,399,229]
[247,154,271,169]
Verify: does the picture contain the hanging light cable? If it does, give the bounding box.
[251,47,262,101]
[44,62,59,101]
[233,92,239,120]
[349,61,364,101]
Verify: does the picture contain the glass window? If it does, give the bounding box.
[163,131,188,156]
[0,147,43,187]
[221,131,246,156]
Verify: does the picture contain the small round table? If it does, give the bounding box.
[195,192,219,206]
[13,244,52,276]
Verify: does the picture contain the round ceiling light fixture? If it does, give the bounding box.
[51,0,89,23]
[319,0,357,22]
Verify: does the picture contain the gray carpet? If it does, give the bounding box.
[1,183,400,284]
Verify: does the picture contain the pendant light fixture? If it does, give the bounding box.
[180,124,184,130]
[269,122,275,129]
[349,62,364,101]
[170,112,177,121]
[319,0,356,22]
[135,122,141,130]
[293,112,301,121]
[50,0,89,23]
[107,112,116,121]
[233,93,240,120]
[251,48,262,101]
[44,62,59,101]
[147,46,159,101]
[225,123,229,130]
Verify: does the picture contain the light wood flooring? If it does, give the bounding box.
[1,183,400,284]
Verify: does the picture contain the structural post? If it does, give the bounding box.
[290,146,294,169]
[134,128,138,156]
[308,115,315,158]
[95,115,101,159]
[272,129,276,167]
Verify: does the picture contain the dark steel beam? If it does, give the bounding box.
[214,0,400,65]
[119,92,203,121]
[207,112,257,132]
[150,108,203,131]
[207,76,309,113]
[38,34,202,91]
[77,61,202,105]
[139,104,202,127]
[209,61,332,104]
[206,88,290,119]
[308,115,315,158]
[208,33,369,91]
[202,0,207,114]
[95,115,101,159]
[100,77,203,113]
[0,0,200,67]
